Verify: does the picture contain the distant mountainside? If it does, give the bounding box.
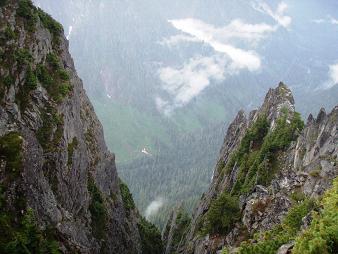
[119,122,227,228]
[163,83,338,253]
[0,1,161,253]
[33,0,338,162]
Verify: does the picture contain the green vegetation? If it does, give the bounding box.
[309,167,321,177]
[237,180,338,254]
[203,192,240,235]
[221,247,230,254]
[25,66,38,90]
[0,208,60,254]
[0,74,13,100]
[11,48,37,110]
[238,198,315,254]
[36,106,64,151]
[0,0,8,7]
[95,100,171,163]
[0,132,23,178]
[36,9,63,45]
[118,119,224,229]
[171,209,191,249]
[58,83,71,97]
[224,111,304,195]
[58,69,70,81]
[67,137,78,167]
[0,184,59,253]
[16,0,62,45]
[15,48,32,66]
[36,64,53,86]
[3,75,14,87]
[88,176,107,240]
[4,26,17,41]
[46,53,60,70]
[36,53,72,102]
[201,111,305,237]
[290,190,306,203]
[119,179,163,253]
[17,0,37,32]
[293,178,338,254]
[16,66,38,110]
[224,115,270,193]
[119,179,136,212]
[138,217,163,254]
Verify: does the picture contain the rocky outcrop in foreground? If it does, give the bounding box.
[0,1,162,253]
[165,83,337,254]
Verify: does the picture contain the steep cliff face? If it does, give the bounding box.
[162,205,191,254]
[0,1,162,253]
[169,83,337,253]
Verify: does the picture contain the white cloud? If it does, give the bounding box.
[330,17,338,25]
[311,16,338,25]
[66,25,73,40]
[252,1,292,28]
[158,55,227,114]
[330,64,338,84]
[320,63,338,90]
[159,34,200,47]
[168,18,266,71]
[168,18,276,47]
[145,197,164,219]
[208,41,261,71]
[156,1,291,114]
[312,19,326,24]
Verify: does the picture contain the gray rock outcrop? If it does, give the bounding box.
[172,83,337,254]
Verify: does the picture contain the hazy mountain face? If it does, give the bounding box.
[34,0,338,226]
[34,0,338,160]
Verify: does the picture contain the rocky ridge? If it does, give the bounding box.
[164,83,337,254]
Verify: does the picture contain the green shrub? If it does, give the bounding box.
[0,185,59,254]
[283,199,315,234]
[58,69,70,81]
[37,9,63,37]
[88,176,107,240]
[3,75,14,87]
[309,167,321,177]
[25,66,37,90]
[36,58,72,102]
[138,217,163,254]
[293,178,338,254]
[204,192,240,235]
[230,112,304,195]
[17,0,36,18]
[172,209,191,248]
[46,53,60,70]
[0,0,8,7]
[58,83,71,97]
[15,65,38,110]
[0,207,60,253]
[119,179,136,212]
[290,190,306,203]
[4,26,16,40]
[17,0,38,32]
[36,64,53,87]
[67,137,78,167]
[15,48,32,65]
[0,132,23,177]
[36,106,64,151]
[221,247,230,254]
[238,198,315,254]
